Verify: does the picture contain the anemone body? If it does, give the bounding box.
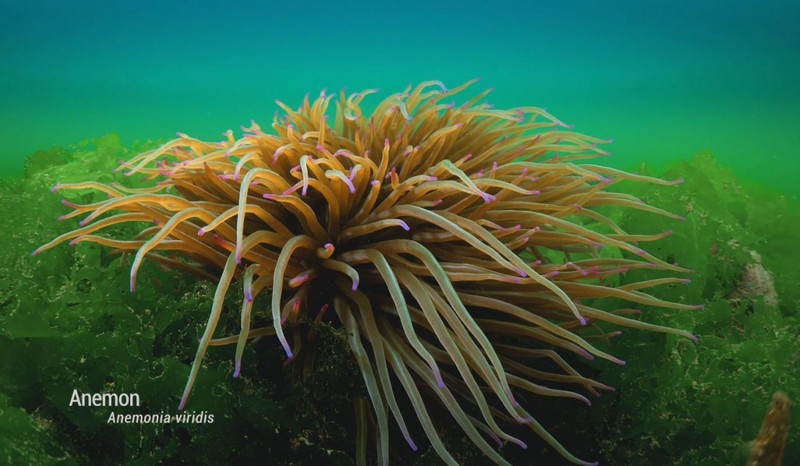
[37,81,699,465]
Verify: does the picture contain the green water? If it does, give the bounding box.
[2,1,798,197]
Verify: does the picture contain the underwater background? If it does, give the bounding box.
[1,0,798,465]
[2,0,799,197]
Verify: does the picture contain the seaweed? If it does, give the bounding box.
[584,152,799,465]
[1,140,797,465]
[1,135,362,465]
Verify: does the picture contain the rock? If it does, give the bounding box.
[731,249,778,308]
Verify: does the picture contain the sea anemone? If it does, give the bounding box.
[36,80,700,465]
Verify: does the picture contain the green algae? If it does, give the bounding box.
[583,152,799,465]
[1,138,797,465]
[0,392,73,465]
[0,135,362,465]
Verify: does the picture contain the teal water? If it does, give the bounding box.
[1,0,798,195]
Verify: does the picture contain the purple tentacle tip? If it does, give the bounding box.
[233,364,241,378]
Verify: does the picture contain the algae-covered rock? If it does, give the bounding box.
[585,152,799,465]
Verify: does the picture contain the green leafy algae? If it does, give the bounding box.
[582,152,799,465]
[0,135,362,465]
[1,140,797,465]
